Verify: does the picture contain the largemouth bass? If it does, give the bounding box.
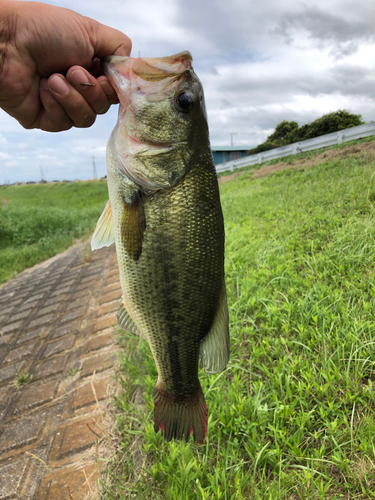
[92,51,229,443]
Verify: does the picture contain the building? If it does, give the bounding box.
[211,146,255,165]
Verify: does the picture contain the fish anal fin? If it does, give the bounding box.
[117,302,144,338]
[153,384,208,444]
[121,191,145,261]
[200,283,230,374]
[91,200,115,250]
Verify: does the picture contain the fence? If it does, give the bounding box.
[215,122,375,174]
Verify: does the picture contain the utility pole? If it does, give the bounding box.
[40,166,45,183]
[92,155,97,180]
[229,132,238,146]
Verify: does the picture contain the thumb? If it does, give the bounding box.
[88,19,132,58]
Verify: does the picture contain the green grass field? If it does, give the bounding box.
[101,141,375,499]
[0,181,109,283]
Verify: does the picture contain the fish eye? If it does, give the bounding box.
[176,92,194,112]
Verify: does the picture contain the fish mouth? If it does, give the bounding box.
[101,51,193,100]
[101,51,192,79]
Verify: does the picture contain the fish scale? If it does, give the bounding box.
[121,160,224,394]
[92,51,230,443]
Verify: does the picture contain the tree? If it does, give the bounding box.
[268,120,299,142]
[247,110,364,155]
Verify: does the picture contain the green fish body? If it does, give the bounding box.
[92,51,229,443]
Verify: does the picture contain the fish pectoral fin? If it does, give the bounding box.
[117,303,145,338]
[199,283,230,374]
[122,191,146,261]
[91,200,115,250]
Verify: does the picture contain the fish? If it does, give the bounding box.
[91,51,229,443]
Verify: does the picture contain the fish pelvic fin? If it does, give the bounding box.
[117,302,145,338]
[152,384,208,444]
[121,191,146,261]
[200,282,230,374]
[91,200,115,250]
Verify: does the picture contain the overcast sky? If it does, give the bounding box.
[1,0,374,184]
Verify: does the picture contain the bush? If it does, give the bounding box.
[268,120,299,142]
[247,110,364,155]
[303,110,364,139]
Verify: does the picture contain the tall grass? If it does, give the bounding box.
[0,181,108,283]
[102,146,375,498]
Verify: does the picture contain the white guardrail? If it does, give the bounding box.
[215,122,375,174]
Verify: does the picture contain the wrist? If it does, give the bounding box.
[0,1,18,79]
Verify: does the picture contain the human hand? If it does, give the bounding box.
[0,1,131,132]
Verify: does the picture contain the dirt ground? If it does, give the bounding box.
[218,139,375,185]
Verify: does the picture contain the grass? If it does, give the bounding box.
[0,180,108,283]
[13,372,32,389]
[216,134,375,178]
[101,140,375,498]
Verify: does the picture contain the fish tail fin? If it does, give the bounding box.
[152,384,208,444]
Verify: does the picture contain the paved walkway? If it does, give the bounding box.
[0,242,121,499]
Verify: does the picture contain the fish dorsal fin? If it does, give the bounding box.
[91,200,115,250]
[117,302,145,338]
[122,191,146,261]
[199,283,230,374]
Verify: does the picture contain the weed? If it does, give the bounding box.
[14,372,32,389]
[67,367,81,377]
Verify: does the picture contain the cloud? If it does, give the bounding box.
[2,0,375,183]
[206,60,374,109]
[0,132,8,145]
[0,152,12,160]
[272,4,375,58]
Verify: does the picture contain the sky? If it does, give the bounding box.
[1,0,375,184]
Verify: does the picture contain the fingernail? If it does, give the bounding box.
[69,69,90,87]
[40,78,48,91]
[49,75,69,95]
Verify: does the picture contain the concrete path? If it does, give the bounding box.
[0,242,121,499]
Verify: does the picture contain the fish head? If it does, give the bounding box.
[102,51,209,190]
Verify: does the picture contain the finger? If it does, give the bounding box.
[66,66,112,114]
[87,20,132,58]
[97,75,119,105]
[29,78,73,132]
[47,74,97,128]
